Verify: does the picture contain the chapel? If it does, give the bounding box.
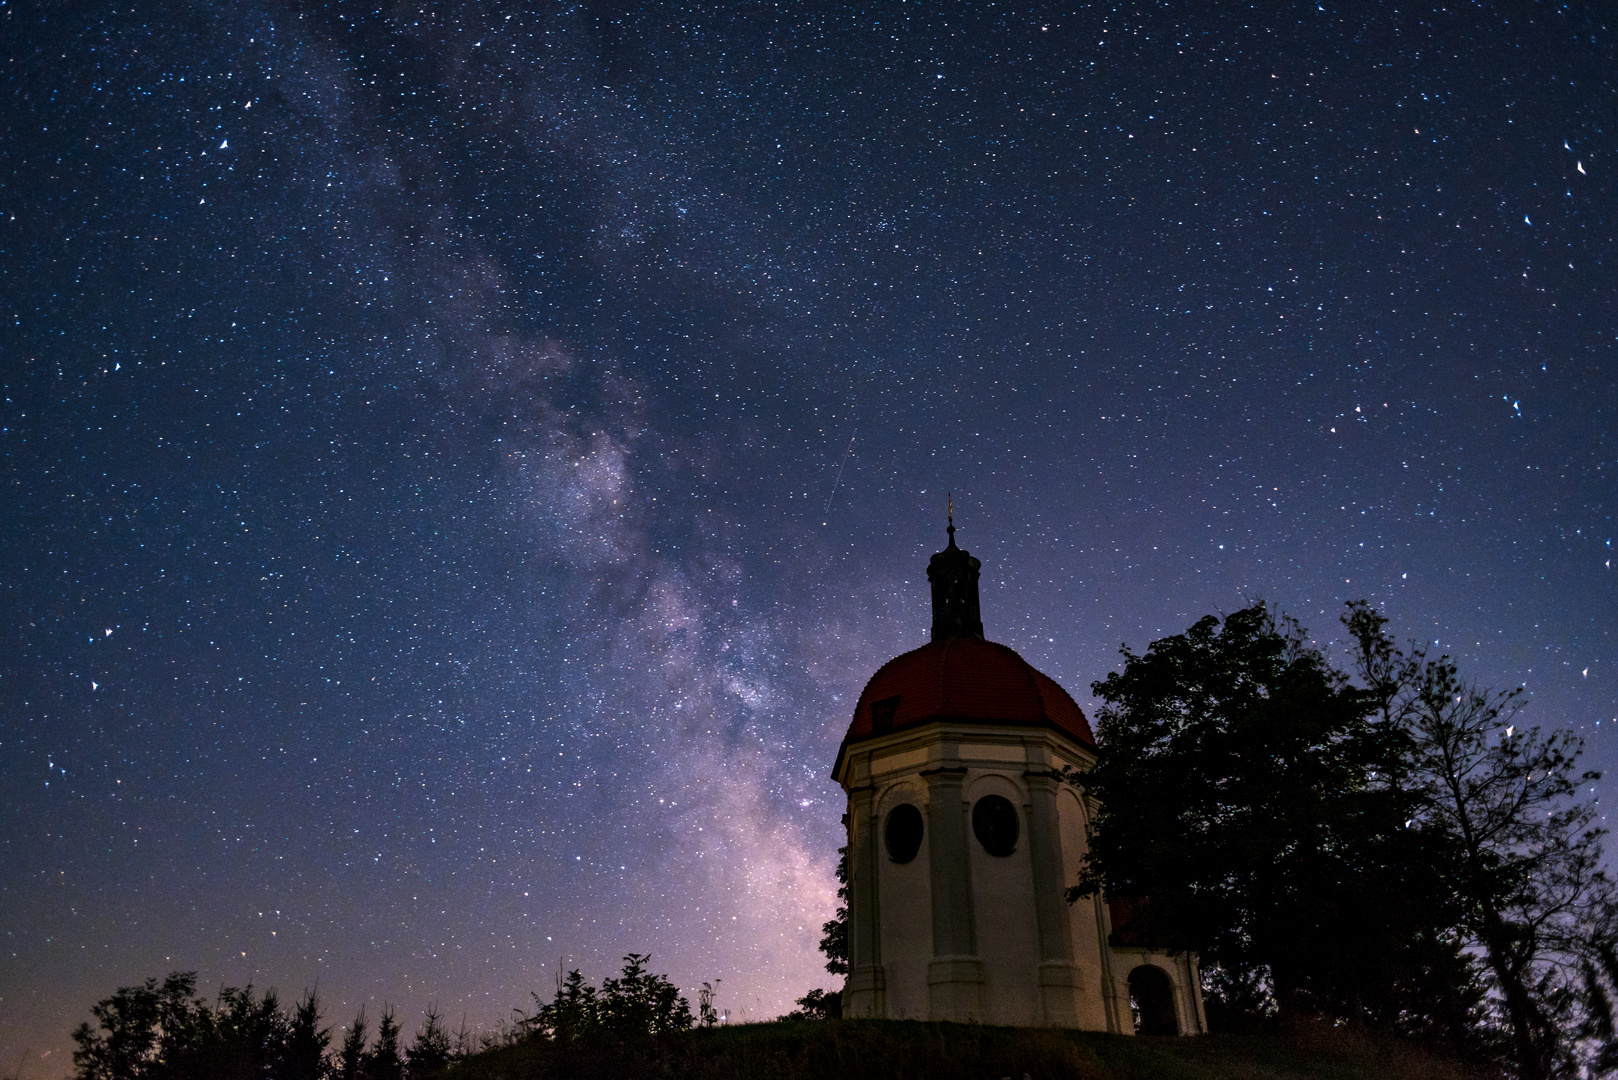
[833,516,1206,1034]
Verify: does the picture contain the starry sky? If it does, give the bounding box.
[2,1,1614,1071]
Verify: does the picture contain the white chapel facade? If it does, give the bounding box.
[833,520,1206,1034]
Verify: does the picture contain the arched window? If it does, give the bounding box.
[884,803,924,863]
[1127,964,1178,1036]
[971,794,1018,857]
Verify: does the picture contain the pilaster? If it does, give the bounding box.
[844,781,886,1017]
[1096,893,1125,1033]
[1025,769,1081,1026]
[923,764,981,1020]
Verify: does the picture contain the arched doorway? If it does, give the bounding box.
[1127,965,1178,1036]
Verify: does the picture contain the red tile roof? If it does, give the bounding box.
[844,638,1095,749]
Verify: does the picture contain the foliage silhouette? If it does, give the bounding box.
[514,955,693,1078]
[1066,600,1617,1077]
[782,988,841,1021]
[72,973,334,1080]
[525,954,692,1044]
[1069,603,1479,1040]
[364,1006,402,1080]
[337,1008,367,1080]
[819,845,849,976]
[282,992,331,1080]
[404,1006,452,1080]
[696,982,719,1029]
[1345,602,1616,1080]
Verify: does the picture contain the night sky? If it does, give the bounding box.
[3,1,1615,1071]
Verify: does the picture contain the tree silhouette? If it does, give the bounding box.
[72,972,203,1080]
[819,846,848,976]
[338,1009,368,1080]
[73,974,336,1080]
[1346,601,1616,1080]
[785,988,841,1020]
[404,1006,451,1080]
[281,991,330,1080]
[527,954,692,1043]
[1069,603,1485,1043]
[364,1007,402,1080]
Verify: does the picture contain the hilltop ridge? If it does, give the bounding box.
[452,1017,1499,1080]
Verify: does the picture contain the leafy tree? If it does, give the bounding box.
[403,1007,451,1080]
[1068,603,1484,1039]
[1073,598,1616,1074]
[72,973,334,1080]
[1346,602,1617,1080]
[526,955,691,1044]
[819,846,848,976]
[598,954,693,1038]
[1574,939,1618,1077]
[72,972,205,1080]
[783,988,841,1021]
[172,985,287,1080]
[528,969,601,1042]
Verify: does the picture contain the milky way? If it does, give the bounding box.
[2,3,1613,1070]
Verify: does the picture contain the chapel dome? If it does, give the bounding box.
[843,637,1095,748]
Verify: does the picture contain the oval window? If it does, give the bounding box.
[885,803,924,864]
[972,794,1019,857]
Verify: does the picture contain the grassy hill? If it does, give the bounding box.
[452,1018,1499,1080]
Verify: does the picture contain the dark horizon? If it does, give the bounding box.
[3,2,1613,1071]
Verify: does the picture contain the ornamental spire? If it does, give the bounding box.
[928,496,983,641]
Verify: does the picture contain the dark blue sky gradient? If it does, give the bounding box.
[2,2,1614,1071]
